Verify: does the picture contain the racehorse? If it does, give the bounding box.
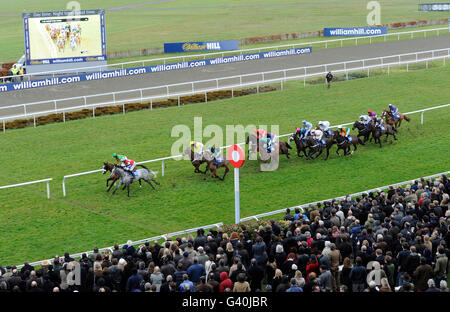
[103,162,149,190]
[289,132,310,158]
[352,121,372,143]
[110,165,159,197]
[381,109,410,129]
[203,150,230,181]
[246,134,292,161]
[182,147,208,174]
[332,132,365,156]
[368,122,397,148]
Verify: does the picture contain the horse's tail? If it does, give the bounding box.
[138,165,157,178]
[392,127,398,133]
[285,142,293,149]
[404,114,411,122]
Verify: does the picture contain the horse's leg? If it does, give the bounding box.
[111,181,122,196]
[325,147,330,160]
[150,177,160,185]
[127,184,130,197]
[145,179,156,190]
[106,179,116,193]
[220,166,229,181]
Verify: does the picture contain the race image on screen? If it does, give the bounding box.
[24,10,106,65]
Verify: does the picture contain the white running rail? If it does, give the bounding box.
[1,47,449,124]
[1,27,447,83]
[61,103,450,196]
[0,178,53,199]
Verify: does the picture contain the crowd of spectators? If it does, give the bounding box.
[0,174,449,293]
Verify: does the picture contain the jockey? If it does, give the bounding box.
[311,128,325,146]
[121,158,137,178]
[375,117,385,131]
[359,115,371,128]
[337,125,351,142]
[209,145,223,166]
[318,121,332,137]
[190,141,204,160]
[113,152,127,164]
[254,129,266,140]
[367,110,377,122]
[264,131,276,153]
[299,120,313,140]
[388,104,400,120]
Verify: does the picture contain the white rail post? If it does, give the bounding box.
[421,112,424,125]
[46,181,51,199]
[150,99,153,110]
[232,87,234,98]
[123,103,125,114]
[84,96,87,107]
[341,39,343,48]
[24,104,27,116]
[281,80,283,91]
[93,107,95,118]
[3,120,5,132]
[33,115,36,128]
[63,111,66,123]
[388,65,390,75]
[205,92,208,102]
[113,93,116,105]
[140,89,143,104]
[407,63,409,72]
[178,96,180,106]
[54,100,57,111]
[162,160,165,176]
[62,178,66,197]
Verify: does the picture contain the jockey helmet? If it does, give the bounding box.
[389,104,393,108]
[296,128,301,132]
[112,152,117,158]
[190,141,194,145]
[302,120,307,125]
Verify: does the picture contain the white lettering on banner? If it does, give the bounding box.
[206,42,221,50]
[0,47,311,92]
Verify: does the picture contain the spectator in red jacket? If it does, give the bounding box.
[219,271,232,292]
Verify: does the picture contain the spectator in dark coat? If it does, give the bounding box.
[247,259,264,291]
[186,257,206,283]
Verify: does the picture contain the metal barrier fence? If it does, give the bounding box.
[15,222,223,269]
[61,103,450,196]
[1,27,447,83]
[240,171,449,222]
[1,47,449,124]
[0,178,53,199]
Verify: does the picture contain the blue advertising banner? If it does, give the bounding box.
[0,47,312,93]
[164,40,239,53]
[324,27,387,37]
[23,10,107,66]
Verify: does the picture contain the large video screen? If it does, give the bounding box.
[23,10,107,65]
